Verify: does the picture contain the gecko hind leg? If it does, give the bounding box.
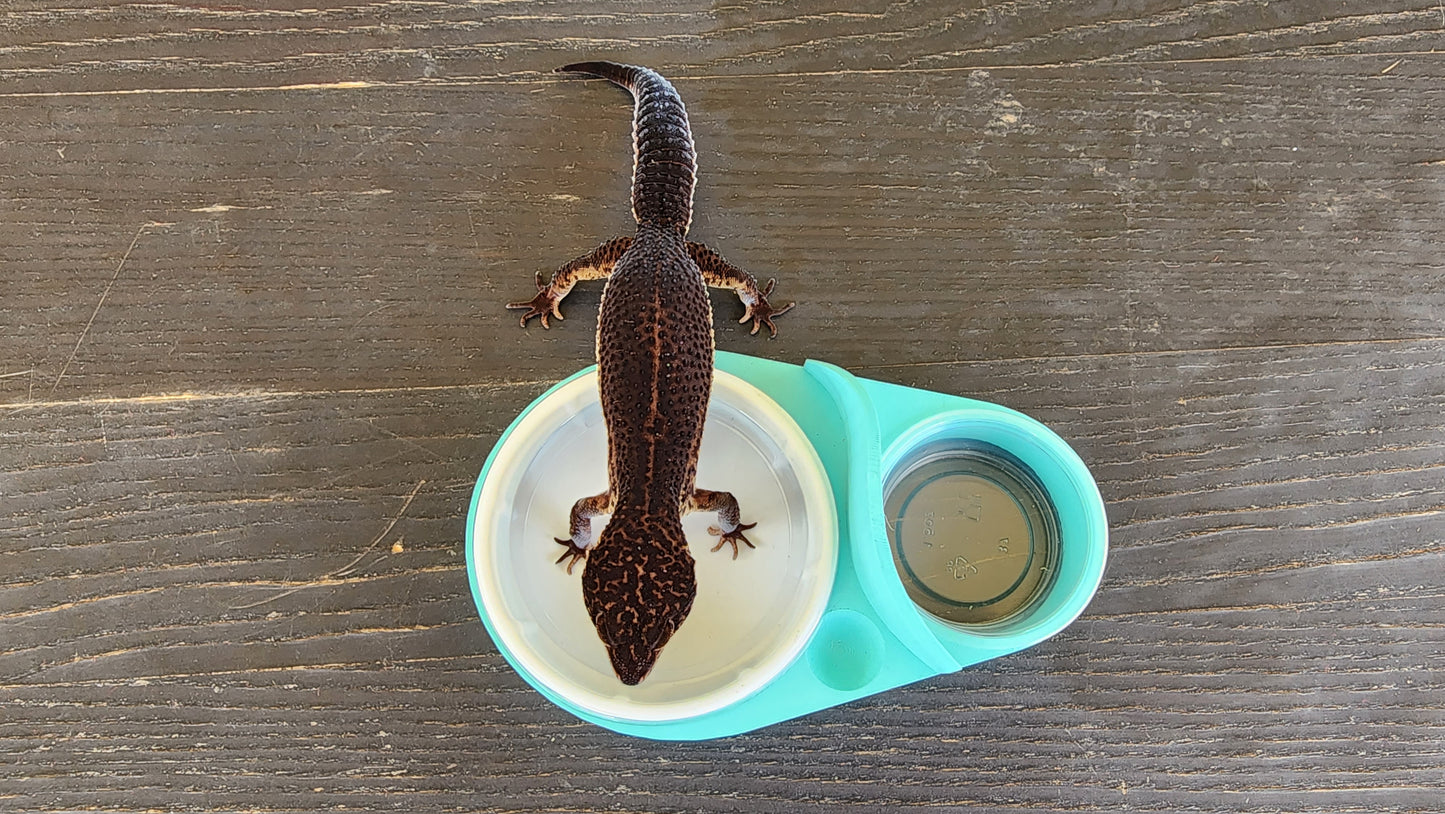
[688,488,758,560]
[686,242,795,338]
[554,491,614,575]
[508,237,633,328]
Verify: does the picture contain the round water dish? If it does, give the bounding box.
[470,370,837,724]
[884,439,1059,628]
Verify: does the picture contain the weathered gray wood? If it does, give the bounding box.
[1,0,1440,94]
[5,55,1444,404]
[3,341,1442,812]
[3,1,1444,811]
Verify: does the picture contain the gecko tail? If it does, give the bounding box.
[556,61,697,233]
[556,61,645,86]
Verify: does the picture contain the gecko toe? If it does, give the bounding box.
[739,289,793,338]
[554,537,587,574]
[507,289,564,329]
[708,521,758,559]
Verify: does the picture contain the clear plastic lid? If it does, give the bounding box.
[884,440,1059,627]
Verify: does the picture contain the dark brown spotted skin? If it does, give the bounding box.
[560,62,713,684]
[597,226,714,512]
[581,512,696,686]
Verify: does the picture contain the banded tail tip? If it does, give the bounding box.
[556,60,627,75]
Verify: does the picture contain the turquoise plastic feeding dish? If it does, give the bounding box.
[466,352,1108,740]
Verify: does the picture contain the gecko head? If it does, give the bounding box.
[581,515,697,685]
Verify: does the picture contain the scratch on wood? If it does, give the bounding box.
[3,53,1443,103]
[0,80,377,99]
[50,223,152,396]
[189,204,274,213]
[230,479,426,611]
[362,417,451,466]
[307,188,395,198]
[686,50,1445,79]
[3,378,559,412]
[349,302,400,332]
[0,585,180,624]
[1118,544,1444,589]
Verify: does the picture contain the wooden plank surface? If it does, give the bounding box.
[8,55,1445,399]
[3,2,1444,812]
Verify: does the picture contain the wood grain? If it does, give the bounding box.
[5,55,1444,403]
[3,1,1444,811]
[1,0,1441,95]
[3,341,1442,812]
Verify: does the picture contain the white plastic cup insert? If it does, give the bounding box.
[470,370,837,723]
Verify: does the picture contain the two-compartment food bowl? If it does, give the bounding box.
[467,352,1107,739]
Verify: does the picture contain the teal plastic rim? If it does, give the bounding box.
[466,351,1108,740]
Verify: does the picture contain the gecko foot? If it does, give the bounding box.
[740,279,795,338]
[554,537,587,574]
[707,521,758,559]
[506,272,565,328]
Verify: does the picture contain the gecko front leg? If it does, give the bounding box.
[554,491,614,574]
[687,242,795,338]
[688,488,758,559]
[507,237,632,328]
